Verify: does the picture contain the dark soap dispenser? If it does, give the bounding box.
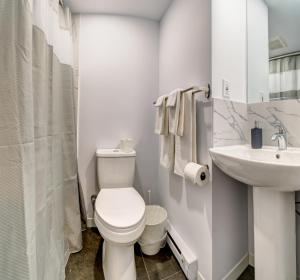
[251,121,262,149]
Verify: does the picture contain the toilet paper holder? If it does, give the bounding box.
[200,165,209,181]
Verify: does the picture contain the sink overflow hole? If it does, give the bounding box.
[276,154,280,159]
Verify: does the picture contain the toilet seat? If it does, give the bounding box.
[95,187,146,244]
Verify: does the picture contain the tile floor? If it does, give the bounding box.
[65,229,254,280]
[66,229,186,280]
[238,266,255,280]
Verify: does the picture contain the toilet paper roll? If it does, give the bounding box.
[184,162,209,186]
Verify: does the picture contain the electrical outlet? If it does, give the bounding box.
[222,79,230,99]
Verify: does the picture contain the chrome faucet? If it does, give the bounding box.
[271,122,287,150]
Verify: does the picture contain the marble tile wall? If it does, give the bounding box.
[248,99,300,147]
[213,98,300,148]
[213,98,248,147]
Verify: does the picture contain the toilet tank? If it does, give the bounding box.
[96,149,136,189]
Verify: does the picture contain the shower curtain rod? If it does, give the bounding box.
[153,84,211,104]
[269,51,300,61]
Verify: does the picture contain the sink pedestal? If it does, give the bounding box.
[253,188,296,280]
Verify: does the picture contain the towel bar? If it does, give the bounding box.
[153,84,210,105]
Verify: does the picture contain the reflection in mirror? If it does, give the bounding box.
[247,0,300,103]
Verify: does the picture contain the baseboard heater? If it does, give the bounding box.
[166,221,198,280]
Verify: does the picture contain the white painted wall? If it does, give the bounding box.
[158,0,212,278]
[212,165,249,280]
[212,0,247,103]
[78,15,159,222]
[247,0,269,104]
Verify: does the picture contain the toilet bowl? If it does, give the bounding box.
[94,148,146,280]
[95,188,145,280]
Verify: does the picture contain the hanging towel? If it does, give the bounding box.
[160,134,175,170]
[177,91,185,137]
[154,95,168,135]
[167,89,183,136]
[166,89,178,107]
[174,91,197,176]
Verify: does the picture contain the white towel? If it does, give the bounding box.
[160,134,175,170]
[166,89,178,107]
[167,89,183,136]
[174,91,197,176]
[177,92,185,136]
[154,95,165,107]
[154,95,168,135]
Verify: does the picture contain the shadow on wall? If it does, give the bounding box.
[85,154,98,189]
[134,162,144,200]
[169,173,209,213]
[134,138,144,199]
[185,180,209,211]
[197,101,213,157]
[169,174,183,203]
[83,154,99,214]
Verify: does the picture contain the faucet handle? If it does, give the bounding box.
[272,121,286,134]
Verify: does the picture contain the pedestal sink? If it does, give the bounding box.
[210,145,300,280]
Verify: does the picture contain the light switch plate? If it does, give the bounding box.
[222,79,230,99]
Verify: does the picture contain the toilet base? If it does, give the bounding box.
[102,240,136,280]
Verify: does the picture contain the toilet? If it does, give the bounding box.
[94,148,146,280]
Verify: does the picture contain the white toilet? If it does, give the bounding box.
[94,148,146,280]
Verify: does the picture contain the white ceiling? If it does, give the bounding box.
[64,0,173,21]
[265,0,300,57]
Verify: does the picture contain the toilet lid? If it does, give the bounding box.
[95,188,145,230]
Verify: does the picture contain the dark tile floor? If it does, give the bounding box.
[66,229,254,280]
[238,266,254,280]
[66,229,186,280]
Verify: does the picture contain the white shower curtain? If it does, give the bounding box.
[269,54,300,100]
[0,0,82,279]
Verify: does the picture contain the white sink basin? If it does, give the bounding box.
[209,145,300,191]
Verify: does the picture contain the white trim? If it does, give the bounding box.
[197,271,206,280]
[248,253,255,267]
[87,217,96,228]
[222,254,249,280]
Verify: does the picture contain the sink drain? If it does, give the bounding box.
[276,154,280,159]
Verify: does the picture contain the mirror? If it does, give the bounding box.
[247,0,300,103]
